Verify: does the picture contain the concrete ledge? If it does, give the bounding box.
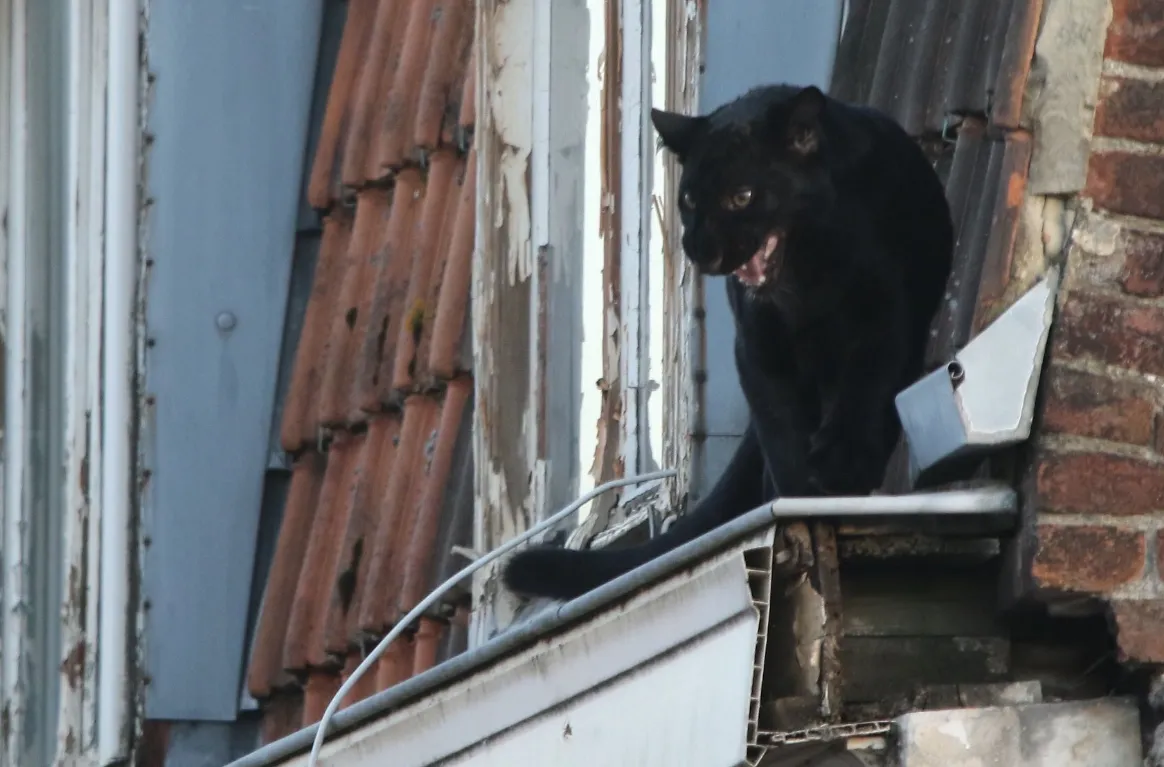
[897,698,1142,767]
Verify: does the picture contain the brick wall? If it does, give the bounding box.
[1030,0,1164,664]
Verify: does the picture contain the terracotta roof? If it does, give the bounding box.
[829,0,1041,492]
[248,0,476,740]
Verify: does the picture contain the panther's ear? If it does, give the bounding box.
[651,108,707,160]
[781,86,825,156]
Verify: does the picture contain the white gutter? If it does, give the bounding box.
[98,0,139,762]
[3,0,31,760]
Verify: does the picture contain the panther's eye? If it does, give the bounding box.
[724,187,753,211]
[681,190,696,209]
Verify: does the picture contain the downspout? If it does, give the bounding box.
[98,0,138,762]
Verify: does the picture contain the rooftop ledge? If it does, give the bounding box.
[228,484,1018,767]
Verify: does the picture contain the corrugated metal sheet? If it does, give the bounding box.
[828,0,1041,493]
[246,0,477,743]
[832,0,1041,360]
[831,0,1042,135]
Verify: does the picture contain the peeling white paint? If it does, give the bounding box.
[487,1,535,286]
[56,0,108,762]
[577,0,608,504]
[472,0,543,646]
[473,0,702,642]
[4,2,34,762]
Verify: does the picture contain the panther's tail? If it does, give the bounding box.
[501,511,715,600]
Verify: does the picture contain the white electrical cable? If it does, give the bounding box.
[306,468,678,766]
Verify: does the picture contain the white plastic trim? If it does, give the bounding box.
[306,468,678,767]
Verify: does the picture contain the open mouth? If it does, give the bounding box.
[733,234,780,288]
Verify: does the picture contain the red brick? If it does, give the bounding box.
[1032,524,1146,593]
[1085,152,1164,219]
[1041,366,1157,446]
[1053,291,1164,376]
[1120,229,1164,297]
[1111,600,1164,663]
[1035,450,1164,515]
[1095,78,1164,143]
[1106,0,1164,68]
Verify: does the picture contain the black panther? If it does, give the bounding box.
[503,84,954,601]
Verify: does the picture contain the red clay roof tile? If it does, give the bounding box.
[322,415,402,653]
[375,637,415,693]
[416,0,474,150]
[340,0,407,189]
[351,168,425,412]
[248,453,327,698]
[400,377,473,614]
[284,434,362,671]
[412,617,445,677]
[357,395,441,634]
[303,671,343,728]
[321,424,385,657]
[318,189,393,427]
[340,416,404,646]
[339,653,379,710]
[307,0,378,209]
[280,213,354,452]
[427,147,475,380]
[372,0,441,175]
[392,151,459,391]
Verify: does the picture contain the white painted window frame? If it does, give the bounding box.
[472,0,700,641]
[2,0,121,763]
[60,0,111,762]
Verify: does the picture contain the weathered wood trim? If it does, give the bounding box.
[660,0,702,508]
[471,0,703,643]
[471,0,541,645]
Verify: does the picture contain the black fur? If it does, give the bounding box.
[503,84,954,601]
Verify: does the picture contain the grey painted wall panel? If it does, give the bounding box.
[695,1,844,498]
[141,0,324,720]
[165,719,262,767]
